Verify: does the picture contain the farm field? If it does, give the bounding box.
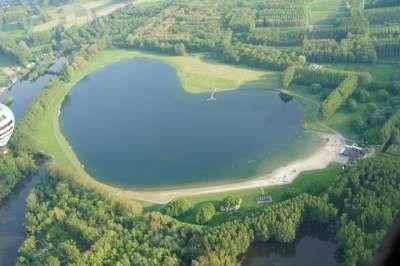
[32,0,129,32]
[309,0,347,25]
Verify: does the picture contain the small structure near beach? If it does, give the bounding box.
[340,144,367,162]
[256,194,272,204]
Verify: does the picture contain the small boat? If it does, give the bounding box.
[206,88,217,101]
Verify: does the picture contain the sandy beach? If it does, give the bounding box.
[117,133,347,203]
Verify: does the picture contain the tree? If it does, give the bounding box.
[282,66,296,89]
[221,196,241,211]
[347,99,358,112]
[174,43,186,56]
[164,198,192,217]
[17,41,32,66]
[60,64,72,82]
[195,203,216,224]
[322,75,358,119]
[352,116,366,134]
[354,89,370,103]
[377,89,390,101]
[310,83,322,94]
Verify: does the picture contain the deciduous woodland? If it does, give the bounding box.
[0,0,399,265]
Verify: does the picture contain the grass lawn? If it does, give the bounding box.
[309,0,347,25]
[0,71,9,87]
[33,0,128,32]
[323,62,396,82]
[17,48,279,208]
[288,84,334,133]
[149,163,342,226]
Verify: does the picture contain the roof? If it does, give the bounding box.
[256,194,272,203]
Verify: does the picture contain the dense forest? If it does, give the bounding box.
[0,0,399,265]
[17,156,400,265]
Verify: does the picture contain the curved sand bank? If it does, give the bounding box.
[116,133,346,203]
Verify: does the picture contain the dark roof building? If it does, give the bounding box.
[340,145,367,162]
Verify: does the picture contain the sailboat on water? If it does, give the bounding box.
[206,88,217,101]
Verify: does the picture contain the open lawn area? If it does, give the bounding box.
[323,62,396,82]
[309,0,347,25]
[33,0,129,32]
[32,0,164,32]
[0,71,8,87]
[144,163,342,226]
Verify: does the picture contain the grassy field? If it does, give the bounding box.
[31,0,165,32]
[145,163,342,225]
[33,0,128,32]
[323,62,396,82]
[321,62,398,141]
[309,0,347,25]
[0,71,8,87]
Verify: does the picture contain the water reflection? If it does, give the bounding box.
[241,222,340,266]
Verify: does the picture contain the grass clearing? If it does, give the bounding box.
[309,0,347,25]
[33,0,128,32]
[158,163,343,225]
[0,71,9,87]
[324,62,396,82]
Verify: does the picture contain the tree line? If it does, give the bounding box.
[326,156,400,265]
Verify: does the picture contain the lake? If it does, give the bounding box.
[60,59,319,188]
[241,223,341,266]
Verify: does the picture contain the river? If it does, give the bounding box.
[0,58,65,265]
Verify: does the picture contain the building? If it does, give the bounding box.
[256,194,272,204]
[0,104,15,154]
[308,63,323,70]
[340,144,367,162]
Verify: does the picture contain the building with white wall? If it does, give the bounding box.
[0,104,15,154]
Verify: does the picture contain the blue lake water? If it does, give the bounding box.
[60,59,319,188]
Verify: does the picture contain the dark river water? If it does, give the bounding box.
[60,59,319,188]
[241,223,341,266]
[0,172,42,266]
[0,58,65,266]
[0,58,66,120]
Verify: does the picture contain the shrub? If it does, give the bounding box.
[220,196,242,212]
[354,89,370,103]
[352,116,366,134]
[195,203,216,224]
[164,199,193,217]
[310,83,322,94]
[377,89,390,101]
[366,103,378,114]
[347,99,358,112]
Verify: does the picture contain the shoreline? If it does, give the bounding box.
[18,49,346,205]
[115,133,346,203]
